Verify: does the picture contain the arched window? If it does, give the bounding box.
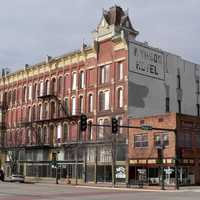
[38,104,42,120]
[32,83,37,100]
[44,80,50,95]
[117,88,123,108]
[79,95,84,113]
[98,119,104,139]
[71,96,76,115]
[58,76,63,95]
[50,101,56,118]
[12,89,16,105]
[43,126,47,144]
[22,87,26,103]
[32,105,36,121]
[27,106,31,121]
[37,127,42,144]
[88,94,93,113]
[27,129,32,144]
[51,78,56,95]
[43,102,48,119]
[49,124,55,144]
[63,123,68,142]
[72,72,77,90]
[79,71,85,89]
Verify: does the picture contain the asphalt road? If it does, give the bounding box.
[1,182,200,200]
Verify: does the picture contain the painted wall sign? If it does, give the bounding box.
[129,42,164,80]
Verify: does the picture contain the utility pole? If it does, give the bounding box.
[111,134,116,187]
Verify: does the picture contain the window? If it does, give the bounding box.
[38,104,42,120]
[32,83,37,100]
[79,96,84,113]
[134,134,148,147]
[100,65,109,84]
[177,74,181,89]
[178,100,181,114]
[39,82,44,96]
[184,133,192,148]
[88,94,93,112]
[196,79,200,94]
[98,119,104,139]
[44,80,50,95]
[32,105,36,121]
[117,88,123,108]
[28,85,32,100]
[63,123,68,142]
[72,72,77,90]
[71,96,76,115]
[197,104,200,116]
[43,103,48,119]
[117,62,123,80]
[79,71,85,89]
[99,90,110,111]
[22,87,26,102]
[50,102,56,118]
[154,133,169,147]
[166,97,170,112]
[51,78,56,94]
[57,123,62,142]
[196,134,200,147]
[28,107,31,121]
[12,90,16,105]
[58,76,63,94]
[65,98,69,114]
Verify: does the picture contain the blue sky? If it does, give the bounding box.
[0,0,199,71]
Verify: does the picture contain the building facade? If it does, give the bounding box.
[0,5,200,185]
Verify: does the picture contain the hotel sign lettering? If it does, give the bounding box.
[130,43,164,80]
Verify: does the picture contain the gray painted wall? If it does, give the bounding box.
[128,40,200,118]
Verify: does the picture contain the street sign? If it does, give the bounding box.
[141,124,153,130]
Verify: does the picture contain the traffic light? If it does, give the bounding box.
[80,114,87,131]
[112,117,118,134]
[52,152,57,167]
[156,148,163,164]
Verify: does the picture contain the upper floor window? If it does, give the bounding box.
[197,104,200,116]
[99,90,110,111]
[39,81,44,96]
[44,80,50,95]
[28,85,32,100]
[79,71,85,89]
[72,72,77,90]
[196,79,200,94]
[12,90,16,105]
[100,65,110,84]
[117,88,123,108]
[71,96,76,115]
[98,119,104,139]
[58,76,63,95]
[154,133,169,147]
[88,94,93,113]
[118,117,123,134]
[22,87,26,103]
[134,134,148,148]
[166,97,170,112]
[177,74,181,89]
[32,83,37,100]
[32,105,36,121]
[63,123,69,142]
[117,62,123,80]
[79,95,84,113]
[50,101,56,118]
[51,78,56,95]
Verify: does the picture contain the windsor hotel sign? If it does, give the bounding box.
[129,42,164,80]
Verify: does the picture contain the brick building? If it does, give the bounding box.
[0,5,200,186]
[128,113,200,185]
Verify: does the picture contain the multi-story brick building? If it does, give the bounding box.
[0,5,200,186]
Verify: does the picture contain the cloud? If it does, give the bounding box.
[0,0,199,71]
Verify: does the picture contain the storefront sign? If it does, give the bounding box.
[129,42,164,80]
[164,167,174,174]
[137,169,146,174]
[116,166,126,179]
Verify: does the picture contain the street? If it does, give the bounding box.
[1,182,200,200]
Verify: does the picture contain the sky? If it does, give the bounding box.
[0,0,200,72]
